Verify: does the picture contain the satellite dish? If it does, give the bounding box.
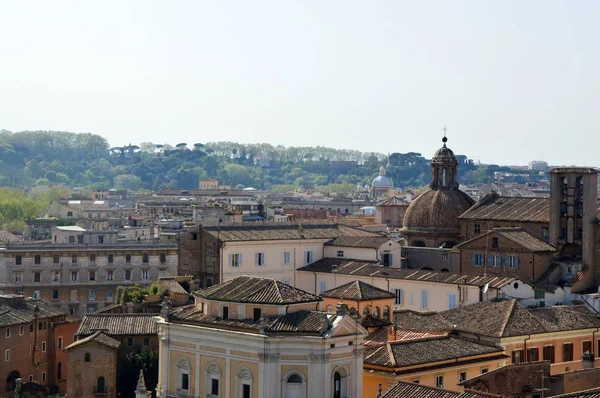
[483,283,489,294]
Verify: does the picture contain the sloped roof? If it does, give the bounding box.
[299,257,517,288]
[376,196,410,207]
[529,305,600,332]
[455,228,555,252]
[364,326,447,346]
[65,331,121,351]
[195,276,321,305]
[549,388,600,398]
[381,382,458,398]
[202,222,377,241]
[325,235,391,248]
[458,192,550,222]
[320,280,395,301]
[158,277,188,295]
[440,300,547,338]
[360,315,393,328]
[77,313,159,336]
[268,311,337,334]
[393,310,455,331]
[0,295,66,327]
[364,336,504,368]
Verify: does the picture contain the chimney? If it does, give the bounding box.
[582,351,595,369]
[387,326,395,343]
[376,383,383,398]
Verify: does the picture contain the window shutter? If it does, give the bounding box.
[389,254,393,266]
[255,253,259,266]
[471,253,476,265]
[504,256,509,267]
[514,256,519,268]
[228,254,233,266]
[487,254,492,266]
[238,254,242,266]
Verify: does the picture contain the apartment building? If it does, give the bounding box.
[0,228,178,316]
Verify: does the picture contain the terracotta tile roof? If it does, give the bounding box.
[77,313,159,336]
[299,258,517,288]
[529,305,600,332]
[381,381,459,398]
[364,327,447,346]
[549,388,600,398]
[458,192,550,222]
[0,295,66,327]
[321,280,395,301]
[549,168,599,174]
[169,305,342,336]
[360,315,392,329]
[394,310,455,331]
[492,228,555,252]
[195,276,321,305]
[364,336,504,368]
[376,196,410,207]
[158,277,188,295]
[440,300,547,338]
[325,235,390,248]
[202,222,377,241]
[65,331,121,351]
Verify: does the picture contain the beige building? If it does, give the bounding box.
[156,275,368,398]
[0,237,178,316]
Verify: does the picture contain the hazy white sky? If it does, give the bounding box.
[1,1,598,166]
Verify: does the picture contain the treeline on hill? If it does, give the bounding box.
[0,130,541,195]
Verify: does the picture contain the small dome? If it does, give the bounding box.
[402,189,474,231]
[372,175,393,187]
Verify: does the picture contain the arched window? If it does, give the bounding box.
[96,376,106,393]
[57,362,62,380]
[326,305,334,313]
[283,371,306,398]
[84,352,91,362]
[177,358,191,392]
[236,367,253,398]
[363,307,370,316]
[205,362,221,397]
[6,371,21,391]
[412,240,426,247]
[383,306,390,321]
[332,367,349,398]
[373,306,380,318]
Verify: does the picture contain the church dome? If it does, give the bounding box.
[372,166,393,188]
[431,137,457,165]
[402,188,474,232]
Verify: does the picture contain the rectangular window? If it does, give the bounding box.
[42,341,46,352]
[34,255,41,265]
[34,272,41,282]
[42,372,46,382]
[181,373,189,390]
[19,326,24,336]
[394,289,404,306]
[488,254,502,267]
[57,337,63,349]
[143,337,150,346]
[304,250,314,264]
[506,255,519,268]
[125,270,131,280]
[229,253,242,267]
[53,271,60,282]
[5,328,10,338]
[420,290,428,309]
[512,349,523,364]
[107,290,113,301]
[528,347,539,362]
[5,349,9,362]
[52,290,59,300]
[243,384,250,398]
[283,251,291,264]
[583,340,592,354]
[107,270,113,280]
[28,375,33,383]
[435,375,444,388]
[544,345,555,363]
[89,290,95,301]
[143,253,149,263]
[255,252,265,266]
[534,290,545,299]
[337,250,344,257]
[320,281,327,293]
[459,371,467,383]
[33,290,40,300]
[563,343,573,362]
[542,227,549,238]
[160,253,166,263]
[142,270,149,280]
[71,272,78,281]
[472,253,484,266]
[448,293,457,310]
[108,254,114,263]
[71,255,77,264]
[474,224,481,234]
[53,254,59,263]
[253,308,262,322]
[211,379,219,395]
[89,254,96,263]
[15,255,22,265]
[382,253,393,266]
[89,271,96,281]
[222,306,229,320]
[13,272,22,283]
[125,254,131,263]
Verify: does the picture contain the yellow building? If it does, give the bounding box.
[155,275,368,398]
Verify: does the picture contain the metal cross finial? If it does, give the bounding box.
[443,125,447,137]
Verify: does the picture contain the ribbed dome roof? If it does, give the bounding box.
[402,188,474,231]
[372,175,393,187]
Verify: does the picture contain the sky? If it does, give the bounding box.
[1,1,599,166]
